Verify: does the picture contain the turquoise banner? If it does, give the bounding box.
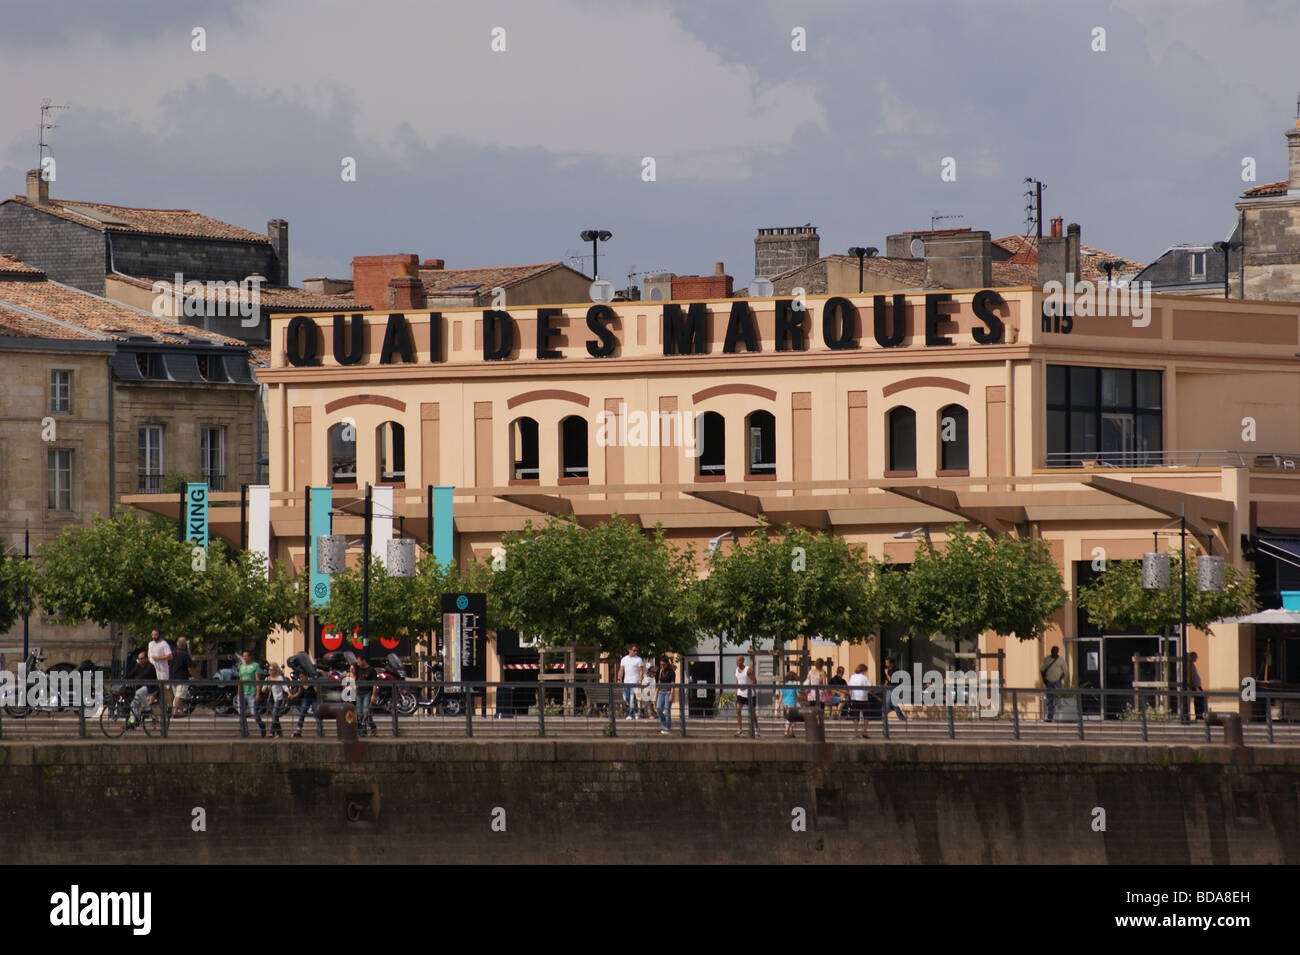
[433,485,454,568]
[309,486,333,609]
[184,483,209,547]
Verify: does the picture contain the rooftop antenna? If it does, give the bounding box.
[1023,177,1045,238]
[930,212,963,230]
[38,98,71,169]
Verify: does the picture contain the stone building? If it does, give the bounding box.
[351,255,592,311]
[1230,120,1300,300]
[0,254,257,664]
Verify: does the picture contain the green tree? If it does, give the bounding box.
[0,539,38,634]
[488,516,696,656]
[315,548,457,655]
[1077,550,1256,634]
[694,522,884,652]
[903,525,1067,653]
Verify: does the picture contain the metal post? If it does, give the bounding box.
[1076,690,1084,740]
[239,693,249,738]
[240,483,248,550]
[679,679,687,738]
[391,685,399,737]
[159,684,169,738]
[178,487,185,542]
[21,521,30,659]
[609,680,616,737]
[946,704,955,739]
[748,687,756,739]
[1140,695,1148,741]
[1011,688,1020,740]
[316,680,324,738]
[1204,702,1212,742]
[881,685,890,740]
[1265,691,1274,744]
[1180,507,1190,725]
[426,484,434,550]
[538,681,546,737]
[362,483,372,648]
[77,695,86,738]
[464,683,472,738]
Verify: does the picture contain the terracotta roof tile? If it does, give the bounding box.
[0,277,244,346]
[0,303,105,341]
[0,253,45,277]
[420,262,567,295]
[114,274,363,311]
[2,196,271,243]
[991,234,1145,279]
[1242,179,1288,197]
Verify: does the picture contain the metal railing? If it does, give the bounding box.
[1044,450,1300,470]
[2,678,1299,745]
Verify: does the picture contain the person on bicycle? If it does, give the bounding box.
[124,650,156,725]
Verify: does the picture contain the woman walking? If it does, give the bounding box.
[805,659,828,711]
[655,655,676,735]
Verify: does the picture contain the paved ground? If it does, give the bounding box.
[3,708,1297,744]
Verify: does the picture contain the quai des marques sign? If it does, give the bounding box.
[282,291,1008,366]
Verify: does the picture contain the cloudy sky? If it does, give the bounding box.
[1,0,1296,288]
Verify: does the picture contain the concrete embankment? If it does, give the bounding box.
[1,740,1296,863]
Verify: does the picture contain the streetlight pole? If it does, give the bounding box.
[1180,505,1189,724]
[847,246,877,293]
[22,521,30,658]
[580,230,613,280]
[362,483,372,649]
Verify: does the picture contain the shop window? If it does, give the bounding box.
[746,410,776,475]
[939,404,969,471]
[511,417,539,481]
[376,421,406,484]
[560,416,588,479]
[1046,365,1162,467]
[328,422,357,485]
[888,406,916,473]
[697,411,725,478]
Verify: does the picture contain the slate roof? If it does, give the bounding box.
[420,261,571,296]
[112,273,361,311]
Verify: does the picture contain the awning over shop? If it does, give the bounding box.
[1214,608,1300,625]
[1254,537,1300,570]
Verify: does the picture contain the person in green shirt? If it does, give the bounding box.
[236,650,267,737]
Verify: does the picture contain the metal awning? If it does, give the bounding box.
[1255,537,1300,571]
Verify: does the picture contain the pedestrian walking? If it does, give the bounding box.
[1189,651,1206,720]
[147,629,173,711]
[734,653,758,737]
[805,658,828,710]
[848,663,872,737]
[289,664,317,737]
[264,663,288,738]
[881,656,908,722]
[618,645,645,720]
[780,671,800,737]
[236,650,266,737]
[655,655,675,734]
[829,665,849,718]
[355,656,378,736]
[1040,646,1066,722]
[170,637,196,716]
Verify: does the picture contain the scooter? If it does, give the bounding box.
[368,653,418,717]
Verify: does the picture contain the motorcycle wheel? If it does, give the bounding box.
[396,688,418,717]
[442,697,462,717]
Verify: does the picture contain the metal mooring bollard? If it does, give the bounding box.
[785,706,824,743]
[1206,711,1245,748]
[318,702,359,741]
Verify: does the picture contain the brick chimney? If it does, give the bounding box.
[352,254,421,310]
[26,169,48,204]
[387,274,425,310]
[423,259,445,270]
[267,219,289,286]
[671,265,733,299]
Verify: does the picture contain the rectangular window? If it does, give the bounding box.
[1046,365,1162,467]
[201,427,226,491]
[49,370,71,414]
[1190,251,1206,279]
[47,448,72,510]
[138,425,164,492]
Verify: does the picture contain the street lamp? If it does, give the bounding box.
[706,530,739,555]
[579,229,613,279]
[847,246,878,293]
[1212,240,1241,299]
[893,525,931,546]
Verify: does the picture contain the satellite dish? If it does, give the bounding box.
[909,238,926,258]
[748,278,774,298]
[589,280,615,303]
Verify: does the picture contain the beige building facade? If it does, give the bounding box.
[131,284,1300,714]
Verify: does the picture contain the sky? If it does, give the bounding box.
[1,0,1297,289]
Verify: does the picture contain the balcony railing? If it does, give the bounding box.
[1045,450,1300,469]
[203,473,226,491]
[137,473,164,493]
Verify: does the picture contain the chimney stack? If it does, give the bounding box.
[387,275,425,310]
[714,262,725,275]
[1287,121,1300,193]
[267,219,289,286]
[423,259,445,270]
[26,169,48,204]
[1066,223,1082,280]
[352,254,421,310]
[1050,217,1063,238]
[922,231,992,289]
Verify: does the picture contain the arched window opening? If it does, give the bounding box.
[746,410,776,475]
[560,416,588,479]
[939,405,969,471]
[697,411,725,477]
[376,421,406,484]
[328,422,357,485]
[511,417,539,481]
[888,406,916,473]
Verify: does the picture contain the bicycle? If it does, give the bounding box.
[100,688,163,739]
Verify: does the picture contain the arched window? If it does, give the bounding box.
[376,421,405,484]
[328,421,356,486]
[697,411,725,477]
[746,410,776,475]
[511,417,539,481]
[888,406,916,473]
[939,404,969,471]
[560,416,588,479]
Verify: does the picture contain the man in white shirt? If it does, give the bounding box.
[848,663,872,738]
[618,645,645,719]
[147,629,173,709]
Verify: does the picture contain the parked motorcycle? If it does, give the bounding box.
[420,659,463,716]
[369,653,418,717]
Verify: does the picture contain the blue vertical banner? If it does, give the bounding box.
[433,485,454,568]
[309,486,333,609]
[183,483,209,547]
